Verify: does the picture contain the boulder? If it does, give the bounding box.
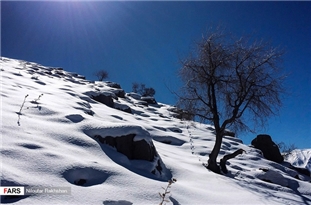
[135,100,149,107]
[126,92,142,100]
[112,89,125,98]
[95,134,156,161]
[141,96,157,105]
[223,130,235,137]
[91,94,114,108]
[289,165,311,177]
[251,134,284,163]
[76,75,86,80]
[114,102,132,114]
[168,106,193,120]
[91,93,133,114]
[257,169,289,187]
[133,139,156,161]
[105,82,121,89]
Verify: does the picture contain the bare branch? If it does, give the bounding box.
[177,27,285,174]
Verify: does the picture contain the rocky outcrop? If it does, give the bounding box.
[105,82,121,89]
[257,168,289,187]
[95,134,157,161]
[114,102,132,114]
[112,89,125,98]
[90,93,132,114]
[223,130,235,137]
[289,165,310,177]
[141,96,157,105]
[91,94,114,108]
[251,134,284,163]
[83,124,171,179]
[126,92,142,100]
[168,106,193,120]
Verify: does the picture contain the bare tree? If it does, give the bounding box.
[132,82,139,93]
[277,142,297,156]
[178,28,285,174]
[94,70,109,81]
[132,82,156,97]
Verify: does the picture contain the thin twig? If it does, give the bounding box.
[159,178,177,205]
[18,94,28,114]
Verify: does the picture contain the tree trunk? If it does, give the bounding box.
[207,132,223,174]
[220,149,245,174]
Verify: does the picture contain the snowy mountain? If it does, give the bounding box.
[1,57,310,205]
[286,149,311,173]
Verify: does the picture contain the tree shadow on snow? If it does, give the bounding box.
[226,169,311,205]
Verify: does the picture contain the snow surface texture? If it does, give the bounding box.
[1,57,311,205]
[286,149,311,172]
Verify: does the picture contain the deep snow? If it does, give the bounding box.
[1,57,311,205]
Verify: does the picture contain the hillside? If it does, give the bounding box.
[1,57,310,205]
[286,149,311,174]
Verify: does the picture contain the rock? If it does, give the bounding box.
[105,82,121,89]
[54,70,65,76]
[168,106,193,120]
[76,75,86,80]
[112,89,125,98]
[114,102,132,114]
[68,72,78,77]
[91,92,133,113]
[126,92,141,100]
[251,134,284,163]
[95,134,156,161]
[91,94,114,108]
[223,130,235,137]
[257,169,289,187]
[135,100,149,107]
[84,109,95,116]
[168,127,182,133]
[141,96,157,105]
[52,67,64,70]
[133,139,156,161]
[289,165,311,177]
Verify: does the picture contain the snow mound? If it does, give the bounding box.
[82,123,152,143]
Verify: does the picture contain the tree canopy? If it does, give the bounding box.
[178,28,285,173]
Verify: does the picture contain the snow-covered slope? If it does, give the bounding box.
[1,57,311,205]
[286,149,311,173]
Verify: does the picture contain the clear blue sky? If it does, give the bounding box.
[1,1,310,149]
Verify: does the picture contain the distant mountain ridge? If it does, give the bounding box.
[286,149,311,172]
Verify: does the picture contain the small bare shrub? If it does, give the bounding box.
[132,82,156,97]
[277,142,297,157]
[31,94,43,104]
[159,178,177,205]
[17,94,29,114]
[94,70,109,81]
